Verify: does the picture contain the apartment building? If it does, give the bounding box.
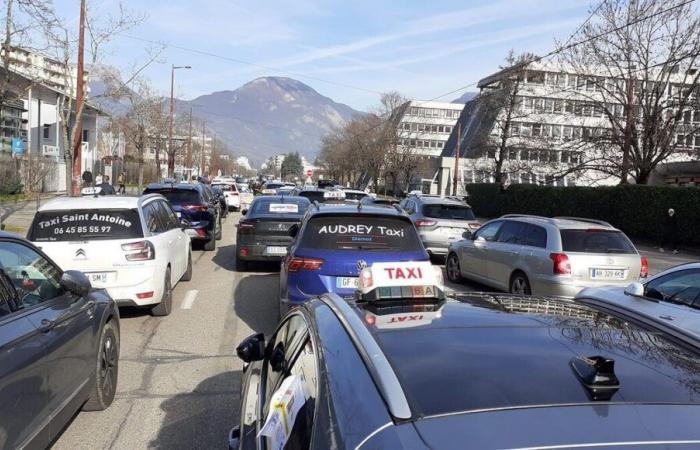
[4,46,89,98]
[397,100,464,158]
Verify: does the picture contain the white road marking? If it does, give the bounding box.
[181,289,199,309]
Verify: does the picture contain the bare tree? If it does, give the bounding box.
[559,0,700,184]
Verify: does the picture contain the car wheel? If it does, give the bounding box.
[446,253,463,283]
[82,319,119,411]
[509,272,532,295]
[181,252,193,281]
[215,219,223,240]
[151,268,173,316]
[236,255,247,272]
[204,236,216,251]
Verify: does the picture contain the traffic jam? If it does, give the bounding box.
[1,177,699,450]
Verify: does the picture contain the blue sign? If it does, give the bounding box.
[11,138,25,157]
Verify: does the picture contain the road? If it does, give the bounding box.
[51,212,691,449]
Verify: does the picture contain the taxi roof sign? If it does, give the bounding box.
[357,261,444,302]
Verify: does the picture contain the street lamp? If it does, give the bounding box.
[168,64,192,178]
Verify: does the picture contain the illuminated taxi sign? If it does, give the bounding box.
[358,261,444,301]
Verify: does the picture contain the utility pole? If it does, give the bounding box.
[452,122,461,196]
[200,121,206,177]
[70,0,86,196]
[168,64,191,178]
[187,106,193,181]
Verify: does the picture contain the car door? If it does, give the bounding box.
[642,269,700,331]
[0,240,96,447]
[459,220,503,281]
[488,220,528,289]
[154,200,185,278]
[142,200,171,272]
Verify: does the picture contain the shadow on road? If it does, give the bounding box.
[233,273,280,336]
[149,370,242,450]
[117,306,155,319]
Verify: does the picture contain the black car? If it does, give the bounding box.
[0,232,120,449]
[143,183,222,251]
[235,196,310,271]
[230,262,700,449]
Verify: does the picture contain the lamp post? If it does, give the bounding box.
[168,64,191,177]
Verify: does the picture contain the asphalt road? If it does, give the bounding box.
[50,212,690,450]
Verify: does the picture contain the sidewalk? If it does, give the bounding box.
[0,194,61,235]
[636,244,699,276]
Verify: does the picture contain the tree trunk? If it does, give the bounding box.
[138,158,144,191]
[65,155,73,194]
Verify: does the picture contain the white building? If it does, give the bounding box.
[4,46,89,98]
[397,101,464,158]
[236,156,252,171]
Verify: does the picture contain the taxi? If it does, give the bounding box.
[229,262,700,449]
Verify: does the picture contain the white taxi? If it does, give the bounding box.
[212,181,241,211]
[27,195,192,316]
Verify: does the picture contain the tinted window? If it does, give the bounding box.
[474,221,502,242]
[299,216,423,251]
[284,337,317,450]
[264,315,308,409]
[560,229,636,254]
[264,183,284,190]
[30,209,143,242]
[0,241,63,308]
[153,201,179,231]
[645,269,700,308]
[496,221,526,244]
[143,189,200,205]
[422,204,476,220]
[298,191,326,203]
[344,192,367,201]
[142,203,164,233]
[0,273,15,317]
[250,198,310,216]
[524,224,547,248]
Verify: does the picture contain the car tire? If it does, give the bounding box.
[446,253,463,283]
[215,219,223,241]
[151,268,173,316]
[204,236,216,251]
[509,272,532,295]
[82,319,119,411]
[236,255,247,272]
[181,252,193,281]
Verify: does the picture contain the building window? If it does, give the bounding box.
[527,71,545,84]
[445,126,452,133]
[438,142,444,148]
[43,124,50,139]
[82,129,89,142]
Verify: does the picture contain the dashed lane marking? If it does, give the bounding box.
[181,289,199,309]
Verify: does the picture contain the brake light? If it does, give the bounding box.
[183,204,208,212]
[415,219,437,228]
[136,291,154,299]
[122,240,155,261]
[468,222,481,230]
[550,253,571,275]
[287,257,324,272]
[237,221,255,234]
[640,256,649,278]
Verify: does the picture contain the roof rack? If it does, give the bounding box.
[554,217,613,227]
[320,293,412,420]
[501,214,554,222]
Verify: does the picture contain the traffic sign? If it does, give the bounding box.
[306,169,313,177]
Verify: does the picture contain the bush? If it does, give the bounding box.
[0,180,23,196]
[466,183,700,247]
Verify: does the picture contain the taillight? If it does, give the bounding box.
[237,221,255,234]
[468,222,481,230]
[640,256,649,278]
[183,204,208,212]
[287,257,324,272]
[550,253,571,275]
[415,219,437,228]
[122,240,155,261]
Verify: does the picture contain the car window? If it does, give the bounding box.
[0,273,15,317]
[29,209,143,242]
[142,203,164,234]
[264,315,308,409]
[250,198,310,216]
[422,204,476,220]
[474,221,502,242]
[560,229,636,254]
[496,221,526,244]
[154,201,179,231]
[403,200,414,214]
[299,216,423,251]
[523,224,548,248]
[645,269,700,308]
[284,337,318,450]
[298,191,326,203]
[0,241,63,308]
[143,189,200,205]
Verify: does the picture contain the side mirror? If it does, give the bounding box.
[624,282,645,297]
[60,270,91,297]
[462,230,472,239]
[236,333,265,363]
[288,223,299,238]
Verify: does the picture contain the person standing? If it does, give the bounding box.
[98,175,116,195]
[660,208,679,254]
[117,172,126,194]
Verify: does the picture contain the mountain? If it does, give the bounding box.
[452,91,478,104]
[177,77,360,166]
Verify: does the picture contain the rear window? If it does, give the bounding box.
[560,229,636,254]
[422,204,475,220]
[250,198,309,216]
[264,183,284,190]
[30,209,143,241]
[143,189,200,205]
[344,191,368,201]
[299,216,423,251]
[298,191,326,203]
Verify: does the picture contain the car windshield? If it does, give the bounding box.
[422,204,475,220]
[30,209,143,241]
[299,216,423,251]
[560,229,636,254]
[143,189,200,205]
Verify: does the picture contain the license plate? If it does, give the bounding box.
[265,246,288,256]
[439,227,465,235]
[590,269,625,280]
[88,272,109,284]
[336,277,359,289]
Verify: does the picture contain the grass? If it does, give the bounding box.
[0,193,27,203]
[0,223,26,234]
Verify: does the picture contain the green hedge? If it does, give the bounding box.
[466,183,700,247]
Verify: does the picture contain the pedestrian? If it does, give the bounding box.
[81,169,93,186]
[98,175,116,195]
[117,172,126,194]
[660,208,679,254]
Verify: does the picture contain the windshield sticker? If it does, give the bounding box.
[269,203,299,213]
[258,375,307,450]
[36,213,132,229]
[317,224,405,237]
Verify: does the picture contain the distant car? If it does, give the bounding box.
[261,181,285,195]
[0,232,120,449]
[212,181,241,212]
[340,188,369,203]
[28,195,192,316]
[360,196,400,206]
[577,262,700,339]
[400,195,480,256]
[229,260,700,450]
[211,185,229,219]
[289,187,334,203]
[143,183,222,251]
[235,196,311,271]
[446,215,647,297]
[279,203,428,317]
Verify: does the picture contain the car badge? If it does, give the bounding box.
[357,260,368,272]
[75,248,87,260]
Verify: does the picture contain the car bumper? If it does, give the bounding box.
[532,277,636,299]
[103,266,165,306]
[185,224,214,241]
[237,235,291,261]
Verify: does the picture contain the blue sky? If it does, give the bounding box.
[55,0,592,111]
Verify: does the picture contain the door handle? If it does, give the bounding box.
[39,318,56,333]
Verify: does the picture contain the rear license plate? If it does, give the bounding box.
[590,269,625,280]
[336,277,359,289]
[265,246,288,256]
[88,272,109,284]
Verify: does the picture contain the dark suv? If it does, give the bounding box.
[143,183,222,251]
